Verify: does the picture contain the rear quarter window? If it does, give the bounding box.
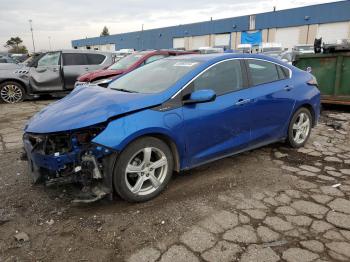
[63,53,88,66]
[86,54,106,65]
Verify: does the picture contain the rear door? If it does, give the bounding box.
[86,53,108,70]
[244,59,296,146]
[29,51,63,92]
[62,53,90,90]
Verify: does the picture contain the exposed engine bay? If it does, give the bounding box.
[22,125,116,203]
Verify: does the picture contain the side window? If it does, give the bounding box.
[145,55,166,64]
[86,54,106,65]
[62,53,88,66]
[247,60,279,86]
[192,60,243,95]
[37,52,60,67]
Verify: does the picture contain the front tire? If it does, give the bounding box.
[113,137,174,202]
[287,107,312,148]
[0,81,25,103]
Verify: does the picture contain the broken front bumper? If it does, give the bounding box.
[23,132,116,202]
[23,136,80,183]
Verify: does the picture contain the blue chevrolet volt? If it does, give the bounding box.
[23,53,320,202]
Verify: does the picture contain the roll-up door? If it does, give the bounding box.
[275,27,300,50]
[317,22,349,44]
[191,36,208,49]
[214,34,230,47]
[173,38,185,49]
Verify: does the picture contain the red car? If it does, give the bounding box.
[75,50,196,87]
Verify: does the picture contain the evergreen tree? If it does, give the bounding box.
[100,26,110,36]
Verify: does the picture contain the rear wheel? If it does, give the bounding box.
[113,137,174,202]
[287,107,312,148]
[0,81,25,103]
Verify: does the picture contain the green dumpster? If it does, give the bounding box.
[294,52,350,105]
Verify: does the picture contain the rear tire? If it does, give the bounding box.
[113,137,174,202]
[0,81,25,103]
[287,107,312,148]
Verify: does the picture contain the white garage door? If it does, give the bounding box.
[173,38,185,49]
[215,34,230,47]
[317,22,349,44]
[192,36,208,49]
[275,27,300,50]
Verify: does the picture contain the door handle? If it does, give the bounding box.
[235,98,251,106]
[52,68,58,72]
[36,67,47,73]
[284,85,294,91]
[84,67,89,71]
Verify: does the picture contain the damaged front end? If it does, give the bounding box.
[23,125,116,203]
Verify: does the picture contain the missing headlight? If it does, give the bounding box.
[25,125,106,156]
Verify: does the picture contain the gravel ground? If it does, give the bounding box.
[0,100,349,262]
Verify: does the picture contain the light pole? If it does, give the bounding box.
[28,19,36,53]
[141,24,144,50]
[48,36,52,50]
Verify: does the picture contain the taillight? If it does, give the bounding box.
[307,76,318,87]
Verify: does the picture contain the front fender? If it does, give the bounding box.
[92,108,186,164]
[0,75,30,93]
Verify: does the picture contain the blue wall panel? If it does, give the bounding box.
[72,1,350,50]
[255,1,350,29]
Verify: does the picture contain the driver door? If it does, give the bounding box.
[29,51,63,92]
[182,59,252,167]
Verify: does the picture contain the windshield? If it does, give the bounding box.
[22,56,35,66]
[22,53,44,67]
[109,59,200,94]
[108,53,144,70]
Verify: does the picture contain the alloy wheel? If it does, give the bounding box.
[125,147,168,196]
[292,112,311,144]
[1,84,23,103]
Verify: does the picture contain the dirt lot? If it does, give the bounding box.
[0,100,350,262]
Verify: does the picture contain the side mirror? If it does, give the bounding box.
[183,89,216,105]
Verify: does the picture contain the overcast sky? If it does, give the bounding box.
[0,0,342,52]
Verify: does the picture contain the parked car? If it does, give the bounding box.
[278,51,295,64]
[259,43,283,53]
[0,50,115,103]
[75,50,196,87]
[197,47,224,54]
[292,44,314,54]
[237,44,252,53]
[23,53,320,203]
[258,43,288,59]
[0,55,19,64]
[9,53,30,62]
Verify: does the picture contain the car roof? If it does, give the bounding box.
[166,53,286,63]
[47,49,113,55]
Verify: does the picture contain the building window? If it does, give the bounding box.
[249,15,256,30]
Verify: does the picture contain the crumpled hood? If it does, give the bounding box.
[77,69,125,82]
[25,85,163,133]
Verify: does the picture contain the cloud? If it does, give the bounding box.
[0,0,339,52]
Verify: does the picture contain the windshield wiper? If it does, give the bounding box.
[113,88,139,93]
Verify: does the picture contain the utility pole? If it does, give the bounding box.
[48,36,52,50]
[28,19,36,53]
[141,24,144,50]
